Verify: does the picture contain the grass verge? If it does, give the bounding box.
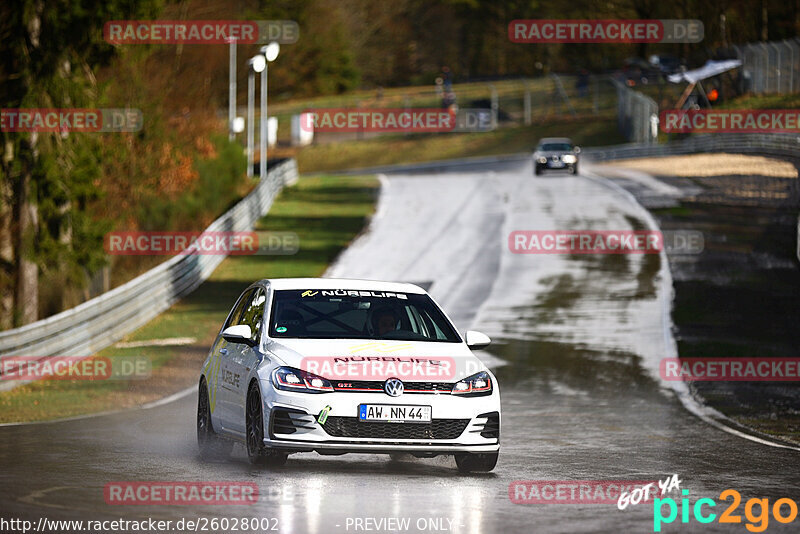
[0,174,379,423]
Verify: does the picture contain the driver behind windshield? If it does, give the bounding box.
[370,306,399,337]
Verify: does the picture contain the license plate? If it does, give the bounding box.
[550,161,564,168]
[358,404,432,423]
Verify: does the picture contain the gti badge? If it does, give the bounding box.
[384,378,404,397]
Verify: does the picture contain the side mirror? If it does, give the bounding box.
[222,324,255,346]
[574,146,581,154]
[465,330,491,350]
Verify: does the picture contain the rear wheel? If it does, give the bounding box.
[246,383,287,466]
[197,379,232,461]
[455,451,498,473]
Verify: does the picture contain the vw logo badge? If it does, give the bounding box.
[384,378,404,397]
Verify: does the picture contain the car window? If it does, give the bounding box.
[224,288,255,330]
[240,288,266,343]
[419,309,450,340]
[269,289,461,342]
[539,143,573,151]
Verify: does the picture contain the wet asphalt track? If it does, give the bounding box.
[1,160,798,533]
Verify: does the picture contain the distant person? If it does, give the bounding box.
[442,91,456,109]
[441,66,455,109]
[441,66,452,92]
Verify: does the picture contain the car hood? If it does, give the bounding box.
[265,338,486,382]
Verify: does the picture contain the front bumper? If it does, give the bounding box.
[260,382,501,455]
[536,158,577,169]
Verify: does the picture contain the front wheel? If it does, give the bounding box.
[197,379,232,461]
[455,451,498,473]
[569,164,578,175]
[534,165,542,176]
[246,383,287,466]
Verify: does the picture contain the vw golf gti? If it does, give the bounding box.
[198,278,501,472]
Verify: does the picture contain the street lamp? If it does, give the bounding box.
[264,41,280,62]
[228,38,237,141]
[259,42,280,182]
[247,55,266,178]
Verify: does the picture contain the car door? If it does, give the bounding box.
[224,287,267,434]
[215,288,254,433]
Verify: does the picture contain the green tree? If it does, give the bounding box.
[0,0,161,328]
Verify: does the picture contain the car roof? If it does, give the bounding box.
[259,277,427,294]
[538,137,573,144]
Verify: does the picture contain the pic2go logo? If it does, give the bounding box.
[654,489,798,532]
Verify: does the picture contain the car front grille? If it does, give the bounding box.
[331,380,452,394]
[321,417,469,440]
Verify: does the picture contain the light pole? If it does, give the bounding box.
[228,38,237,141]
[247,55,266,178]
[259,42,280,181]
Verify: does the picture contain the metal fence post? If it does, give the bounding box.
[758,43,767,94]
[770,41,782,93]
[523,79,531,125]
[610,77,657,143]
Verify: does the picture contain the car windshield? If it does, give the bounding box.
[269,289,461,342]
[539,143,573,151]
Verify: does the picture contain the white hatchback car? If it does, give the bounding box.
[198,278,501,472]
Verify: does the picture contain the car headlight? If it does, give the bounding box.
[536,156,547,164]
[272,366,333,393]
[452,371,493,397]
[562,154,577,163]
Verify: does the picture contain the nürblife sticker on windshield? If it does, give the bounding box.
[300,290,408,299]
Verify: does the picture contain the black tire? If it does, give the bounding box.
[197,379,232,461]
[569,164,578,175]
[534,165,542,176]
[246,383,288,466]
[455,451,499,473]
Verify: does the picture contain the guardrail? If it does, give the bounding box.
[340,133,800,175]
[0,159,297,365]
[584,132,800,161]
